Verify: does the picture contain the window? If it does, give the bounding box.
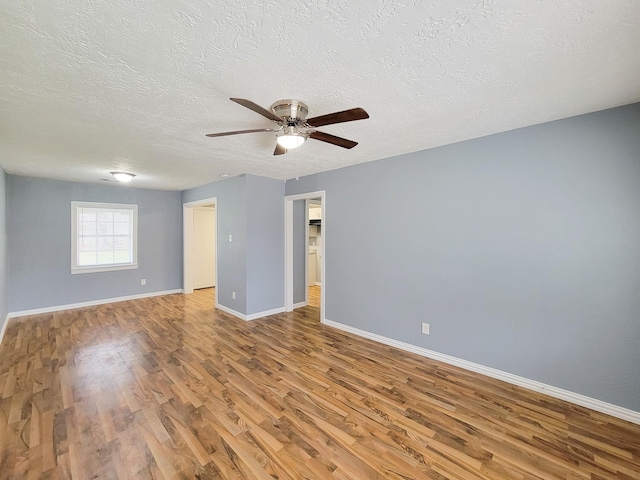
[71,201,138,274]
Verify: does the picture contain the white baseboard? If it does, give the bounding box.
[215,304,245,319]
[7,289,184,319]
[293,301,308,309]
[322,318,640,426]
[247,307,285,321]
[217,303,285,322]
[0,314,9,347]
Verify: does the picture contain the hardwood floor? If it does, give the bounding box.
[309,286,320,308]
[0,289,639,479]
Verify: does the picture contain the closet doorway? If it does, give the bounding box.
[193,205,216,289]
[183,197,218,305]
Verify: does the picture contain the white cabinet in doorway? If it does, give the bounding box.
[309,206,321,220]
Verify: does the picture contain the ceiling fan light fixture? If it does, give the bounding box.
[276,126,306,149]
[111,171,136,183]
[276,134,306,149]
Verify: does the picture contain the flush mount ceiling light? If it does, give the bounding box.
[276,126,307,150]
[111,172,136,183]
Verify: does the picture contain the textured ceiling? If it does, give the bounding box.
[1,1,639,191]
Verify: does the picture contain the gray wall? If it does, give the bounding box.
[7,176,182,312]
[285,103,640,412]
[246,175,284,315]
[182,174,285,316]
[182,174,248,314]
[293,200,306,304]
[0,169,7,329]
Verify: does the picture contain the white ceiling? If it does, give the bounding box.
[1,1,639,191]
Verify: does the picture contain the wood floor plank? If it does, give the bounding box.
[0,286,639,479]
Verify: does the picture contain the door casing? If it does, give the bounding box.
[183,197,218,306]
[285,190,325,322]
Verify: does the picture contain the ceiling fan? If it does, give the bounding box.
[206,98,369,155]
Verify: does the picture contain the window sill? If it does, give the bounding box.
[71,264,138,275]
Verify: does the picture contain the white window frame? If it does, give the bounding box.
[71,201,138,274]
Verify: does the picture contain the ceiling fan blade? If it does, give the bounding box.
[273,143,287,155]
[230,98,283,123]
[206,128,274,138]
[306,107,369,128]
[309,131,358,149]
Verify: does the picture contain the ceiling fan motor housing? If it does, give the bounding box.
[271,100,309,122]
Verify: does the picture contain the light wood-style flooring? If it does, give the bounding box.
[309,285,320,308]
[0,288,639,479]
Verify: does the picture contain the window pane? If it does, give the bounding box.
[114,237,130,250]
[97,212,113,222]
[81,222,97,236]
[97,221,113,235]
[80,213,96,222]
[78,251,97,266]
[97,251,114,264]
[114,250,131,263]
[114,222,130,235]
[113,212,130,222]
[97,237,114,251]
[79,237,97,251]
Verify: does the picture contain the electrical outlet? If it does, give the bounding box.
[232,291,236,299]
[228,234,233,243]
[421,323,430,335]
[140,279,146,286]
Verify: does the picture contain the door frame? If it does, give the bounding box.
[192,206,217,290]
[285,190,325,322]
[183,197,218,305]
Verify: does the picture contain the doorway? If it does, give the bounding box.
[183,197,218,306]
[307,198,322,308]
[193,205,216,289]
[285,190,325,322]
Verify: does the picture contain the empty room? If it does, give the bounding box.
[1,1,639,479]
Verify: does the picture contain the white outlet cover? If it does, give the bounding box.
[422,323,430,335]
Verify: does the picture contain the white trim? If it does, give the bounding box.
[284,200,294,311]
[305,199,310,307]
[322,318,640,426]
[0,314,10,346]
[247,307,285,321]
[293,301,308,309]
[183,197,218,308]
[285,191,326,202]
[285,191,325,321]
[183,204,194,293]
[71,264,138,275]
[216,303,285,322]
[215,304,247,319]
[7,289,183,319]
[315,282,322,287]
